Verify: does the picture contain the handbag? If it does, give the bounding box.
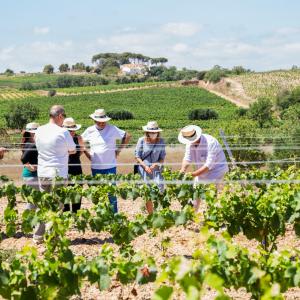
[134,140,156,174]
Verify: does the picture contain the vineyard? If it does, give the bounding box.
[55,82,176,95]
[231,70,300,101]
[0,87,238,142]
[0,89,39,100]
[0,167,300,299]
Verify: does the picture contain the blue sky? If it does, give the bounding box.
[1,0,300,72]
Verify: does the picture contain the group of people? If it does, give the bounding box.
[1,104,229,242]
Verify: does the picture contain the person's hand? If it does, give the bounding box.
[149,164,158,171]
[144,166,152,175]
[115,149,121,158]
[27,164,37,172]
[179,168,186,174]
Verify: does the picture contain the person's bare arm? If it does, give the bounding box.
[24,163,37,172]
[180,159,190,173]
[0,147,6,160]
[136,157,152,174]
[77,136,84,156]
[116,132,131,157]
[191,165,209,177]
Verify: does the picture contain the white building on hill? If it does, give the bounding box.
[120,64,148,75]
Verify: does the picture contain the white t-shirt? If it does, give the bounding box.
[81,124,125,170]
[35,123,76,178]
[184,134,229,181]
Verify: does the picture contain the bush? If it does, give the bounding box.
[196,71,207,80]
[107,110,134,120]
[4,69,14,76]
[235,107,249,117]
[276,87,300,111]
[20,82,34,91]
[204,66,227,83]
[281,103,300,121]
[247,98,273,128]
[4,103,39,130]
[188,109,218,120]
[48,90,56,97]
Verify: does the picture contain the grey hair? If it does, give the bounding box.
[49,105,65,118]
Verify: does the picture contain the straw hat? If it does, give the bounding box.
[62,117,81,131]
[178,125,202,144]
[25,122,40,133]
[142,121,163,133]
[89,109,111,122]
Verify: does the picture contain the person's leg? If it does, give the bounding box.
[92,167,118,213]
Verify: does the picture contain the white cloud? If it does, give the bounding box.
[172,43,189,53]
[162,22,201,37]
[34,27,50,35]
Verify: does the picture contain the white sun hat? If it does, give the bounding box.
[142,121,163,132]
[178,125,202,144]
[25,122,40,133]
[62,117,82,131]
[89,109,111,122]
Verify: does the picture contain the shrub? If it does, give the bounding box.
[20,82,34,91]
[276,87,300,111]
[247,98,273,128]
[235,107,248,117]
[281,103,300,121]
[107,110,134,120]
[196,71,207,80]
[204,66,227,83]
[4,103,39,130]
[188,109,218,120]
[48,90,56,97]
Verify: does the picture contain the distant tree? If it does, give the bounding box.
[72,62,86,72]
[248,98,273,128]
[204,66,227,83]
[232,66,251,75]
[43,64,54,74]
[276,87,300,111]
[196,71,207,80]
[4,103,39,130]
[59,63,70,73]
[4,69,14,76]
[85,65,92,73]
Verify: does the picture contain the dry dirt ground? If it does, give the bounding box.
[1,148,300,299]
[198,79,255,108]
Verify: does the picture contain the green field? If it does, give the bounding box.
[0,73,66,88]
[0,86,237,142]
[55,81,175,94]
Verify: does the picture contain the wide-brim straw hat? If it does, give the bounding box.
[63,117,82,131]
[89,109,111,122]
[178,125,202,144]
[25,122,40,133]
[142,121,163,132]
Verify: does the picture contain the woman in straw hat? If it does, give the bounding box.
[21,122,40,208]
[135,121,166,214]
[178,125,228,211]
[62,117,85,213]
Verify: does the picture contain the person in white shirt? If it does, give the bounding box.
[178,125,229,211]
[33,105,76,243]
[81,109,131,212]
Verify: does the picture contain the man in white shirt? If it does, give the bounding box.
[34,105,76,242]
[178,125,228,211]
[81,108,131,212]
